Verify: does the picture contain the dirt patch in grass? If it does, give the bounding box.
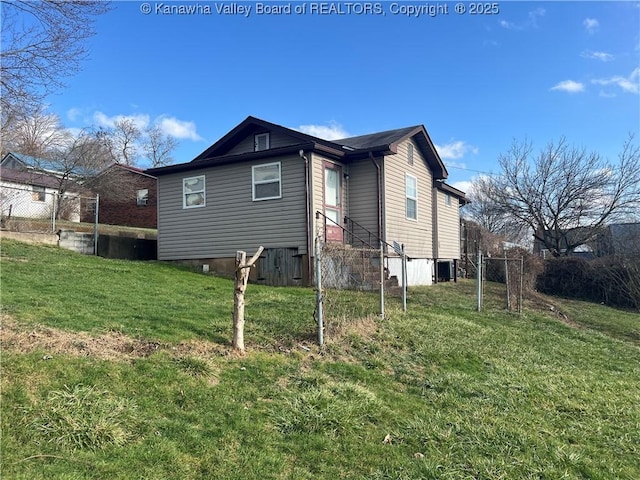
[0,315,228,362]
[524,292,586,330]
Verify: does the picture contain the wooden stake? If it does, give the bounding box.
[233,246,264,352]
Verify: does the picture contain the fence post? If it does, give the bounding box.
[519,257,524,314]
[314,236,324,347]
[477,250,483,312]
[379,241,385,319]
[52,193,57,232]
[504,249,511,311]
[93,194,100,255]
[401,244,407,312]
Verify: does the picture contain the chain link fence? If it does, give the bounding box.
[314,234,409,344]
[1,184,98,235]
[482,256,524,313]
[315,238,382,343]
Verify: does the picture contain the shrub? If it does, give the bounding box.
[537,256,639,309]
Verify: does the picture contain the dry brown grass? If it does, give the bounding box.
[0,314,228,362]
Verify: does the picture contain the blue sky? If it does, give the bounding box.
[46,1,639,192]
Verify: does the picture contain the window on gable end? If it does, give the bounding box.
[405,174,417,221]
[407,143,414,166]
[254,133,270,152]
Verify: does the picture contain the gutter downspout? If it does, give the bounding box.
[369,152,383,245]
[300,149,313,285]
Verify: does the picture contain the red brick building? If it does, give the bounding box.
[83,164,157,229]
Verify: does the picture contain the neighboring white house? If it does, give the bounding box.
[0,167,83,224]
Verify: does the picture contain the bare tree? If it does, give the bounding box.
[1,106,69,158]
[97,119,141,165]
[0,1,110,117]
[45,129,112,197]
[462,176,527,245]
[142,125,178,167]
[485,135,640,257]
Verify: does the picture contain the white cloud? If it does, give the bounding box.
[499,20,519,30]
[451,180,473,194]
[592,68,640,95]
[580,50,614,62]
[296,122,350,140]
[435,141,479,160]
[157,116,202,140]
[550,80,585,93]
[500,8,545,30]
[91,111,202,140]
[583,18,599,34]
[528,8,546,27]
[66,107,83,122]
[93,111,150,130]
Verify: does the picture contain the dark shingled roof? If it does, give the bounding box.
[335,126,422,150]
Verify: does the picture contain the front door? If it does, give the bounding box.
[324,164,343,242]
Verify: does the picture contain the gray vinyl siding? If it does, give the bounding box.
[347,157,380,238]
[226,131,303,155]
[434,189,461,259]
[383,139,433,258]
[157,154,308,260]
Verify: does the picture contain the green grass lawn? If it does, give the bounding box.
[1,239,639,479]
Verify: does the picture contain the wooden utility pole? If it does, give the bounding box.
[233,246,264,352]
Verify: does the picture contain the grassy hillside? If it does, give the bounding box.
[1,239,639,479]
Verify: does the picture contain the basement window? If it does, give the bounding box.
[183,175,205,208]
[252,162,281,201]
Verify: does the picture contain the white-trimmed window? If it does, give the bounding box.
[405,174,417,220]
[407,143,414,166]
[252,162,281,201]
[445,193,452,206]
[183,175,205,208]
[32,186,46,202]
[254,133,270,152]
[137,189,149,206]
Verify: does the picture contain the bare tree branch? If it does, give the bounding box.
[0,0,110,116]
[477,135,640,256]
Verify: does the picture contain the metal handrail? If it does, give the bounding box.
[316,210,402,255]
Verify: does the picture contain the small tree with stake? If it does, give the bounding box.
[233,246,264,353]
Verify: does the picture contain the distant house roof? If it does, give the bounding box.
[0,167,85,193]
[1,151,63,175]
[148,116,449,180]
[608,222,640,254]
[93,163,157,180]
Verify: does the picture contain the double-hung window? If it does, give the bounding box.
[252,162,281,201]
[183,175,205,208]
[405,174,417,220]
